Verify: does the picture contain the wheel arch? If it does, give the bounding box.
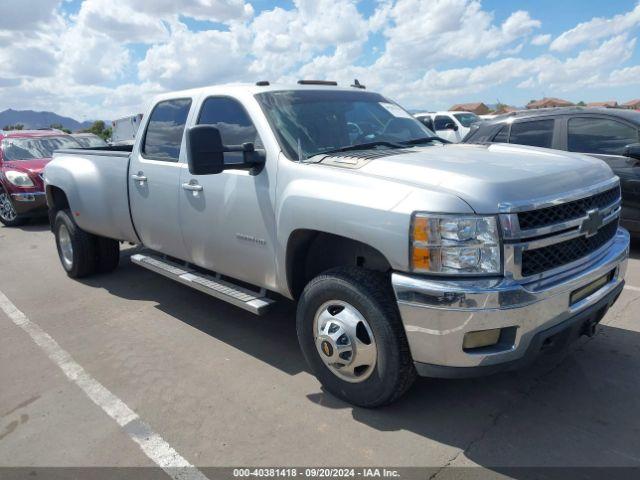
[285,229,392,299]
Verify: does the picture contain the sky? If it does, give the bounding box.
[1,0,640,120]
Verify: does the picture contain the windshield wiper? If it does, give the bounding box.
[312,140,406,158]
[403,136,450,145]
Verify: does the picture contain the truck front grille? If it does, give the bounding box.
[521,220,618,277]
[517,186,620,230]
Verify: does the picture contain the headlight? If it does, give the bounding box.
[4,170,34,187]
[411,213,501,274]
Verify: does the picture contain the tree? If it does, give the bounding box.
[576,101,586,106]
[50,123,71,134]
[81,120,112,141]
[2,124,24,130]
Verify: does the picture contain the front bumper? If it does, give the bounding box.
[10,191,47,217]
[392,228,630,377]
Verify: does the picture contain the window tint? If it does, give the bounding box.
[453,113,480,128]
[509,119,554,148]
[197,97,262,163]
[142,98,191,161]
[568,117,639,155]
[417,116,434,131]
[434,115,453,130]
[493,125,509,143]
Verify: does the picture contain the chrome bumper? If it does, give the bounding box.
[392,228,629,375]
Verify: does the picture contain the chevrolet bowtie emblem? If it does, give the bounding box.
[580,209,604,238]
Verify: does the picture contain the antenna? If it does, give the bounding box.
[351,79,366,89]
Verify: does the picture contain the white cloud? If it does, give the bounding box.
[550,3,640,52]
[1,0,640,120]
[531,34,551,46]
[375,0,540,70]
[138,23,251,90]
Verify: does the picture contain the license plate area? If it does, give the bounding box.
[570,270,614,306]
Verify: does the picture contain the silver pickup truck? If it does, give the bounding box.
[44,82,629,407]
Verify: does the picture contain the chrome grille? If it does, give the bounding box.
[517,186,620,230]
[521,220,618,277]
[502,180,622,281]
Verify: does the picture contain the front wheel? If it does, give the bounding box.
[297,267,416,407]
[0,188,26,227]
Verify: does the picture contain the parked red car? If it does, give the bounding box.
[0,130,80,226]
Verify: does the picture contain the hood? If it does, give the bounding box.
[2,158,50,176]
[350,143,615,214]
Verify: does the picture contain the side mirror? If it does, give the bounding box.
[444,122,459,131]
[186,125,266,175]
[623,143,640,161]
[186,125,225,175]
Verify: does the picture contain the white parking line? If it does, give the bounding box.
[625,285,640,292]
[0,289,209,480]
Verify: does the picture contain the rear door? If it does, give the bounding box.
[178,95,277,289]
[129,98,193,259]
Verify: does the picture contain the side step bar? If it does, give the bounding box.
[130,253,276,315]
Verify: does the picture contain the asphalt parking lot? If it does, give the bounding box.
[1,221,639,478]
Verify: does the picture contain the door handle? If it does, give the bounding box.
[131,173,148,182]
[182,182,203,192]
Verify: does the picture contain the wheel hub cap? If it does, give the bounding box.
[58,224,74,269]
[0,192,17,221]
[313,300,377,383]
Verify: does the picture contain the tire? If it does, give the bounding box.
[297,267,416,407]
[0,188,27,227]
[54,210,96,278]
[95,236,120,273]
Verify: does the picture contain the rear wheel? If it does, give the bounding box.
[297,267,416,407]
[0,188,26,227]
[54,210,96,278]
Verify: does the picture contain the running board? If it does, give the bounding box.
[130,253,276,315]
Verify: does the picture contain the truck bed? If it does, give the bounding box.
[46,148,139,244]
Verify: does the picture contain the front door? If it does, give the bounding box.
[566,116,640,222]
[434,115,462,142]
[178,95,277,289]
[129,98,192,259]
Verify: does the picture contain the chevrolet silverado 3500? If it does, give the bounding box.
[44,82,629,407]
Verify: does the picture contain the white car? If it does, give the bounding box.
[414,111,482,142]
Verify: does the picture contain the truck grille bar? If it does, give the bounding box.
[501,179,622,281]
[517,186,620,230]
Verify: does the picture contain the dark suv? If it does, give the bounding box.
[463,108,640,235]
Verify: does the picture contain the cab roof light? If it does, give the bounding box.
[297,80,338,86]
[255,80,270,86]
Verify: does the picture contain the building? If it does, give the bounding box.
[494,105,518,114]
[526,97,574,109]
[586,101,618,108]
[449,102,490,115]
[622,99,640,110]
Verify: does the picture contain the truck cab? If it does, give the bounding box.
[44,82,629,407]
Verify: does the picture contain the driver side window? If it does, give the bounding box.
[197,97,262,163]
[434,115,453,130]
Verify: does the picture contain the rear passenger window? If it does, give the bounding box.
[509,119,554,148]
[417,116,434,131]
[197,97,262,163]
[568,117,639,155]
[142,98,192,162]
[493,125,509,143]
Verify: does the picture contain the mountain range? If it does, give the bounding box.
[0,109,102,131]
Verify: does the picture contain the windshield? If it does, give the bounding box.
[2,136,81,161]
[73,135,107,148]
[453,113,481,128]
[255,90,435,160]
